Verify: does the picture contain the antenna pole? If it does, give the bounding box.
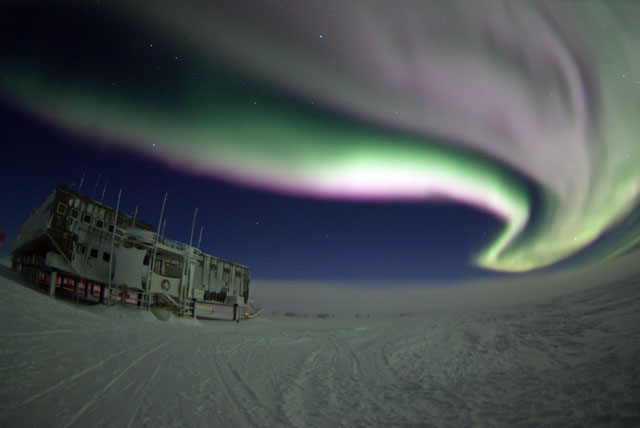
[189,207,198,248]
[148,193,167,295]
[100,180,108,204]
[182,207,198,316]
[108,188,122,304]
[78,168,87,194]
[197,225,204,249]
[91,173,101,200]
[132,206,138,228]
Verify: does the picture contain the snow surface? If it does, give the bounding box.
[1,267,639,427]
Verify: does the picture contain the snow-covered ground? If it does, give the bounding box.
[1,267,639,427]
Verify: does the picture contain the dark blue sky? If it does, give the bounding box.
[7,2,638,284]
[1,104,505,282]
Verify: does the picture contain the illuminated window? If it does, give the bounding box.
[57,202,67,215]
[95,219,104,229]
[83,214,92,225]
[70,208,79,219]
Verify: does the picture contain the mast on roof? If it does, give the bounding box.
[197,225,204,249]
[132,206,138,228]
[108,188,122,304]
[100,180,108,204]
[189,207,198,248]
[78,168,87,194]
[91,173,101,200]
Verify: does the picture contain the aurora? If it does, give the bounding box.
[1,0,639,273]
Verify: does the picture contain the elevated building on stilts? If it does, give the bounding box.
[11,185,253,320]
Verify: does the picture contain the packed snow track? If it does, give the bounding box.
[1,267,639,427]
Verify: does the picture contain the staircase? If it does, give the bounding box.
[136,291,151,310]
[156,293,195,318]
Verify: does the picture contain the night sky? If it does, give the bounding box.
[1,1,639,287]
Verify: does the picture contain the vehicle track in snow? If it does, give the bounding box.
[1,270,639,427]
[279,325,404,427]
[282,345,323,427]
[0,348,127,421]
[60,339,169,428]
[0,330,169,426]
[208,346,260,426]
[124,353,171,428]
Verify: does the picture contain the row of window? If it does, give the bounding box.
[57,202,115,233]
[77,243,111,262]
[209,264,248,278]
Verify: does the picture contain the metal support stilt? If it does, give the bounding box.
[49,271,57,296]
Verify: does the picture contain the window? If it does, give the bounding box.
[70,208,79,219]
[107,224,115,234]
[90,248,98,258]
[56,202,67,215]
[102,252,110,262]
[78,244,86,254]
[83,214,92,225]
[95,219,104,230]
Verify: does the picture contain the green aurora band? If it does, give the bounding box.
[1,1,639,273]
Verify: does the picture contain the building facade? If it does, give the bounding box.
[11,186,252,320]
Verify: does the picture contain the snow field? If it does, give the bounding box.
[1,267,639,427]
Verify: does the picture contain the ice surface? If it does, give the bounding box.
[1,267,639,427]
